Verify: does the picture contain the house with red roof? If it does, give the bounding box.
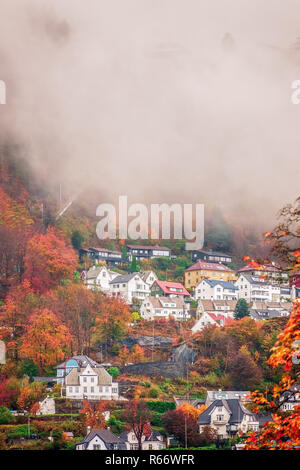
[192,311,233,333]
[150,280,190,298]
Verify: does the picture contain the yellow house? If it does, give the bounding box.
[184,261,237,290]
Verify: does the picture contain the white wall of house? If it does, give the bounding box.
[85,266,118,292]
[140,297,190,321]
[66,365,119,401]
[195,280,238,301]
[199,405,259,439]
[77,435,108,450]
[123,431,166,450]
[110,275,150,304]
[235,275,280,302]
[192,312,222,333]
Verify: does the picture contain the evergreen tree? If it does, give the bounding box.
[234,298,250,319]
[130,256,138,273]
[122,245,127,259]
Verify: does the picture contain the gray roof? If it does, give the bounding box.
[202,279,238,290]
[196,250,232,258]
[198,399,254,425]
[250,309,290,320]
[109,272,140,284]
[120,429,162,442]
[240,274,269,285]
[54,355,100,370]
[65,366,112,386]
[77,429,127,450]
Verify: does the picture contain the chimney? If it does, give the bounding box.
[87,426,91,435]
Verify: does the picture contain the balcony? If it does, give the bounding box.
[212,419,227,425]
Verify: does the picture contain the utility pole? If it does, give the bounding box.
[152,320,155,362]
[184,415,187,449]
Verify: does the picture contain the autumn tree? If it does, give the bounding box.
[50,283,97,354]
[0,187,34,282]
[20,309,72,374]
[244,205,300,449]
[24,227,77,293]
[0,280,40,359]
[93,296,131,351]
[80,399,107,430]
[17,381,46,411]
[162,407,201,447]
[122,400,153,450]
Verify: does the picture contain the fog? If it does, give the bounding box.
[1,0,300,228]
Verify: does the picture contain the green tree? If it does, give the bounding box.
[71,231,85,250]
[0,406,14,424]
[107,366,120,378]
[234,299,250,319]
[122,245,127,259]
[130,256,139,273]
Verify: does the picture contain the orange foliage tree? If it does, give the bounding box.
[80,399,107,429]
[49,283,97,354]
[24,227,77,293]
[177,403,207,421]
[93,296,131,350]
[245,244,300,449]
[20,308,72,373]
[0,280,40,359]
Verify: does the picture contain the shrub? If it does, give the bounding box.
[149,387,159,398]
[107,367,120,378]
[146,401,176,413]
[0,406,14,425]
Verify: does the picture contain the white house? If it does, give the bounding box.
[192,312,232,333]
[37,396,56,415]
[119,429,166,450]
[65,364,119,401]
[198,399,259,439]
[109,272,150,304]
[235,274,284,303]
[83,265,119,292]
[195,279,238,301]
[140,270,158,287]
[279,383,300,411]
[54,355,102,385]
[140,296,191,321]
[196,299,237,318]
[76,429,127,450]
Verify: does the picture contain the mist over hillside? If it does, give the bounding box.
[1,0,300,233]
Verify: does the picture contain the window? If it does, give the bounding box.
[69,387,73,393]
[148,444,153,450]
[105,386,109,393]
[93,445,101,450]
[75,387,79,393]
[91,377,94,383]
[83,387,87,393]
[83,377,87,383]
[216,415,224,421]
[91,387,94,393]
[99,386,103,393]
